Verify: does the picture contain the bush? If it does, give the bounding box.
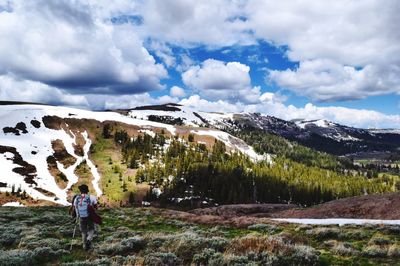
[340,229,370,240]
[157,232,225,261]
[223,254,251,265]
[388,244,400,258]
[290,245,320,266]
[21,238,64,250]
[144,252,178,266]
[247,224,279,234]
[98,236,146,255]
[362,245,387,257]
[61,256,136,266]
[331,242,359,257]
[32,247,68,264]
[306,227,340,240]
[0,227,21,247]
[0,249,35,266]
[369,235,392,245]
[192,249,223,266]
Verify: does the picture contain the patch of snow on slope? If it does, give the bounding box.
[191,129,271,163]
[129,104,234,128]
[2,201,24,207]
[82,131,102,197]
[139,129,156,138]
[272,218,400,226]
[295,119,333,129]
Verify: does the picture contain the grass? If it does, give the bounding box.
[1,207,400,265]
[90,134,145,205]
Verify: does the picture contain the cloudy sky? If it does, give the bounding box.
[1,0,400,128]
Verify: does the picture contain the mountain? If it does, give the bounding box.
[0,102,397,207]
[127,103,400,158]
[0,103,268,206]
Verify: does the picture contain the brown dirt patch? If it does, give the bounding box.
[46,156,68,190]
[190,204,297,218]
[51,140,77,168]
[272,192,400,219]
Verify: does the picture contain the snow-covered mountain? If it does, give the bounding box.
[127,103,400,156]
[0,103,267,206]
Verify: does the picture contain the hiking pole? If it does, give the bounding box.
[70,218,78,251]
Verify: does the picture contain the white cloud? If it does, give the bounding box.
[136,0,253,47]
[269,60,400,101]
[85,93,178,110]
[243,0,400,101]
[182,59,264,103]
[170,86,186,98]
[0,0,167,94]
[0,75,89,107]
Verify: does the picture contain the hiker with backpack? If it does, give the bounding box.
[71,184,101,251]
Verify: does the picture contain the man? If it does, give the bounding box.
[73,184,98,250]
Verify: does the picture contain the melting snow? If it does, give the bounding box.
[191,129,271,163]
[2,201,24,207]
[272,218,400,226]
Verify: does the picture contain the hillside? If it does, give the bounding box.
[0,102,398,208]
[1,206,400,265]
[272,192,400,220]
[0,103,264,206]
[128,103,400,159]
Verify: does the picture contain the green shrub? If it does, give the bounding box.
[192,249,223,266]
[144,252,178,266]
[331,242,359,256]
[306,227,340,240]
[0,227,21,247]
[247,224,279,234]
[362,245,387,257]
[98,236,146,255]
[0,249,35,266]
[369,235,392,245]
[388,244,400,258]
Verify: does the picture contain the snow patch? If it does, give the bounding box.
[2,201,24,207]
[272,218,400,226]
[191,129,271,163]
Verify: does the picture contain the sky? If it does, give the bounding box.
[0,0,400,128]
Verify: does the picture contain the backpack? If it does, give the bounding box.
[74,194,91,218]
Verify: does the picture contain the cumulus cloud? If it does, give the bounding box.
[170,86,186,98]
[136,0,253,47]
[269,60,400,101]
[243,0,400,101]
[83,93,178,110]
[0,75,89,107]
[0,0,166,94]
[182,59,264,103]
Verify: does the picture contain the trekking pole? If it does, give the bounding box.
[70,218,78,251]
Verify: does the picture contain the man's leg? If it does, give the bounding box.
[86,219,95,249]
[79,218,89,250]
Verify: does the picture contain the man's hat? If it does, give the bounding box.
[78,184,89,193]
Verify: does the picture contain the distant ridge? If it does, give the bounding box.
[133,103,182,112]
[0,101,49,106]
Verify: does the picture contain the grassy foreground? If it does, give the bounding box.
[0,207,400,265]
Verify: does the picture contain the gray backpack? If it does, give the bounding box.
[75,194,91,218]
